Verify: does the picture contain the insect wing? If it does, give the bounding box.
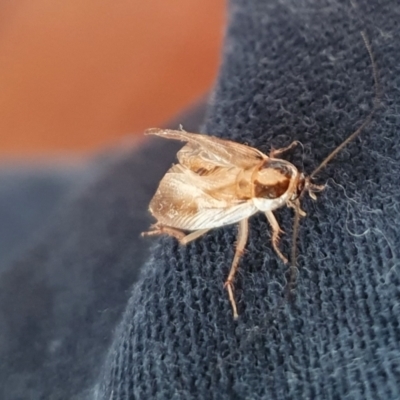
[146,128,266,169]
[149,164,258,230]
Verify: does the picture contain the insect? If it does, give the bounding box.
[142,32,380,319]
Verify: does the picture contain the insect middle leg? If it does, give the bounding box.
[265,211,288,264]
[224,218,249,319]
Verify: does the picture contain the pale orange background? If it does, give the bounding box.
[0,1,225,156]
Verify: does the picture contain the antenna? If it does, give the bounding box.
[310,31,381,179]
[288,31,381,297]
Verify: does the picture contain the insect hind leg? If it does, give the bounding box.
[179,228,210,244]
[141,223,209,245]
[141,223,186,242]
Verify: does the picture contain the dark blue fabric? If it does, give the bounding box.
[99,1,400,399]
[1,0,400,399]
[0,102,207,399]
[0,163,94,270]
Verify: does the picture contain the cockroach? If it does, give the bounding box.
[142,32,380,319]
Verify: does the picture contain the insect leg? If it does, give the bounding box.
[179,229,210,244]
[141,224,186,241]
[224,218,249,319]
[265,211,288,264]
[307,182,325,200]
[142,224,209,245]
[269,141,300,159]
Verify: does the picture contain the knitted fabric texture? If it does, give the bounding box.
[0,106,206,399]
[99,1,400,399]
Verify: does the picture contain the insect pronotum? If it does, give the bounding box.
[142,32,380,319]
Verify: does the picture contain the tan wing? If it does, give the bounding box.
[145,128,266,170]
[149,164,258,230]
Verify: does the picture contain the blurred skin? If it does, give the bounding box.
[0,1,225,156]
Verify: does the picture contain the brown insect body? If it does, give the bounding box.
[142,129,320,318]
[142,32,380,319]
[147,129,304,231]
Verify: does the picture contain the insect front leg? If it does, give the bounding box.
[269,141,300,159]
[307,182,325,200]
[265,211,288,264]
[224,218,249,319]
